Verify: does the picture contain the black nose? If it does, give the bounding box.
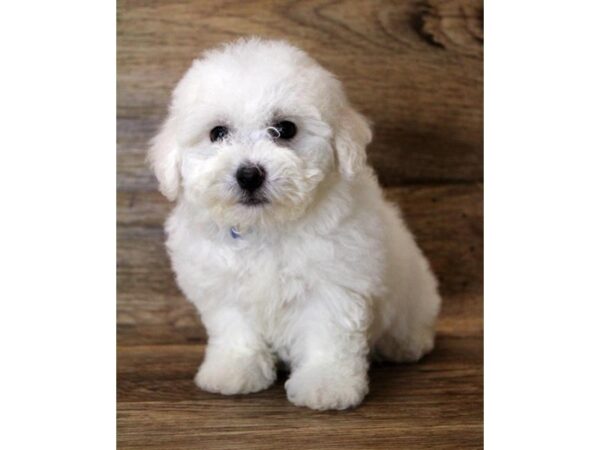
[236,164,266,192]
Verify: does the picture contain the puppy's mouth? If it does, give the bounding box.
[239,194,269,207]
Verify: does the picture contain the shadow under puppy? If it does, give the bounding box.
[149,38,441,410]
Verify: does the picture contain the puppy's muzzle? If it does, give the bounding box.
[236,163,266,193]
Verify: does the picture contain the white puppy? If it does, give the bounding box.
[149,38,441,410]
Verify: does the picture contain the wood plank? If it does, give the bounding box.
[117,337,482,401]
[117,336,482,449]
[117,0,483,188]
[117,184,482,345]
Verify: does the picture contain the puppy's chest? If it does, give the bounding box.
[227,238,325,341]
[171,219,377,316]
[227,236,321,306]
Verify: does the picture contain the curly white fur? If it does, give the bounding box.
[149,38,441,410]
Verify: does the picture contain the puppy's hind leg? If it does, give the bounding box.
[374,270,441,363]
[374,315,437,363]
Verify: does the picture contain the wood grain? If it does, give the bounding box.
[118,336,482,449]
[117,0,483,188]
[117,0,483,447]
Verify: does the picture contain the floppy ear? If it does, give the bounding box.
[334,107,372,178]
[147,115,180,201]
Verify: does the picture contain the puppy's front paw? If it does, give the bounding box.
[194,351,276,395]
[285,365,368,410]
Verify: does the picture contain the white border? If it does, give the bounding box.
[1,1,116,449]
[486,1,600,448]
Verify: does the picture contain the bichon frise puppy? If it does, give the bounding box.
[149,38,441,411]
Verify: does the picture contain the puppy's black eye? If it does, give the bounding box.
[210,126,229,142]
[269,121,296,140]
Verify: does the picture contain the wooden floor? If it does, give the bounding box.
[117,0,483,448]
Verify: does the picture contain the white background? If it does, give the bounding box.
[486,1,600,448]
[0,1,116,449]
[0,1,599,448]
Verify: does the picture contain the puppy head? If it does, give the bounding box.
[149,38,371,228]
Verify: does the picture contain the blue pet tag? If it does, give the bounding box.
[230,226,242,239]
